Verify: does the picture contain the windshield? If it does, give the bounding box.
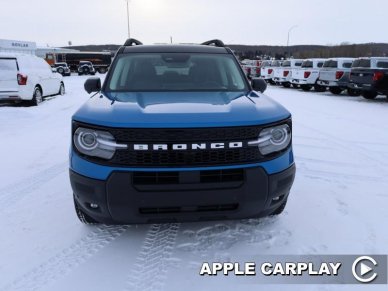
[105,53,247,92]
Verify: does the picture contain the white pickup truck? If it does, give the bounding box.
[241,60,263,79]
[317,58,358,95]
[291,58,326,91]
[261,60,281,84]
[273,59,303,88]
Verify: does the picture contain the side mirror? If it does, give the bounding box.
[251,78,267,93]
[84,77,101,94]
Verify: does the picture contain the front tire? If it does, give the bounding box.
[362,91,378,100]
[74,197,98,224]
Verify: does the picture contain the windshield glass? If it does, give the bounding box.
[106,53,247,92]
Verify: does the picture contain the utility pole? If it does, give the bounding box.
[287,25,298,58]
[125,0,130,38]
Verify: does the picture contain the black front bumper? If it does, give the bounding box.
[70,165,296,224]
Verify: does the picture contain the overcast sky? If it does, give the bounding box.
[1,0,387,47]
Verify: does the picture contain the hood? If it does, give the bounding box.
[73,91,291,128]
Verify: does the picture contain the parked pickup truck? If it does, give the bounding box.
[273,59,303,88]
[291,59,326,91]
[317,58,360,96]
[241,60,263,79]
[348,57,388,99]
[69,39,295,224]
[261,60,281,84]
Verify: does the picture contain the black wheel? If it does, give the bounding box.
[314,84,326,92]
[57,67,64,75]
[292,84,299,89]
[78,72,83,76]
[347,88,361,97]
[269,80,276,85]
[28,87,43,106]
[98,68,107,74]
[271,199,288,216]
[83,66,90,75]
[301,85,312,91]
[329,87,343,95]
[74,197,98,224]
[58,82,65,95]
[362,91,378,100]
[282,82,291,88]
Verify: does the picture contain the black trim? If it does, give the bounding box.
[70,164,295,224]
[201,39,225,47]
[123,38,143,46]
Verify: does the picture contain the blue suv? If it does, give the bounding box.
[69,39,295,224]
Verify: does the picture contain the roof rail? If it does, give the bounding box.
[123,38,143,46]
[201,39,225,47]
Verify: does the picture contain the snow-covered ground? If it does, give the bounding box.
[0,76,387,291]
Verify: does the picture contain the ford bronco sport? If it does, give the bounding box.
[69,39,296,224]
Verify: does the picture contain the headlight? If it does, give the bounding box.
[73,127,127,159]
[248,124,291,155]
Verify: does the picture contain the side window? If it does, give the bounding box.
[376,61,388,68]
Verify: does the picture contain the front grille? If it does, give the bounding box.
[73,121,291,167]
[113,148,261,167]
[133,172,179,185]
[133,169,244,185]
[139,204,238,214]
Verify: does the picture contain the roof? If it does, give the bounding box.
[122,44,229,54]
[0,52,37,58]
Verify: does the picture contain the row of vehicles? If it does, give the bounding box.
[242,57,388,99]
[53,61,97,76]
[45,52,111,74]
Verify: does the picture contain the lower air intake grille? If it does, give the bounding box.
[139,204,238,214]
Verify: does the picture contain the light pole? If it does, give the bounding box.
[125,0,130,38]
[287,25,298,57]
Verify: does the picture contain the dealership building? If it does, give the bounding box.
[0,39,37,55]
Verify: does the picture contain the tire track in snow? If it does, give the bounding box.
[124,223,180,291]
[0,225,129,291]
[0,162,67,212]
